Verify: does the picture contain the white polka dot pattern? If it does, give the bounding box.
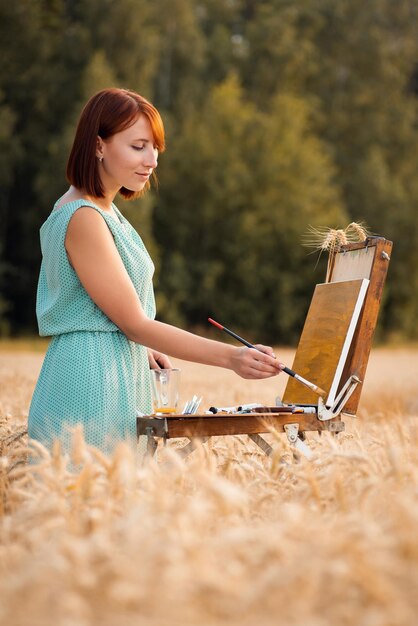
[28,199,156,453]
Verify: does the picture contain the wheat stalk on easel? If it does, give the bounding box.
[304,222,370,281]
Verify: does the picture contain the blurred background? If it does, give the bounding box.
[0,0,417,344]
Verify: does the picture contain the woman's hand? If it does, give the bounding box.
[229,345,283,380]
[148,349,173,370]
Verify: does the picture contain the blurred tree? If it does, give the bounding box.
[0,0,160,333]
[240,0,418,338]
[241,0,323,103]
[306,0,418,337]
[148,0,206,111]
[0,0,92,332]
[0,0,417,342]
[238,91,346,340]
[84,0,159,98]
[0,92,19,334]
[154,76,345,341]
[35,49,119,211]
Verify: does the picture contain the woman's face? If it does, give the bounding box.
[97,114,159,194]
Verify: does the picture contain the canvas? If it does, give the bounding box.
[282,279,369,406]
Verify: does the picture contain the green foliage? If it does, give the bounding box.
[0,0,417,341]
[155,77,345,341]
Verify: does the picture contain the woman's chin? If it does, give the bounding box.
[128,181,148,192]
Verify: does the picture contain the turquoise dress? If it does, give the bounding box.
[28,199,156,453]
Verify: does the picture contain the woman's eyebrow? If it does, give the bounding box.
[132,138,150,143]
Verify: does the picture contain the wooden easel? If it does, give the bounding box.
[137,237,392,457]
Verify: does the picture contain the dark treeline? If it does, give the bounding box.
[1,0,417,343]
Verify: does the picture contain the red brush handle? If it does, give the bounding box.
[208,318,255,348]
[208,318,224,330]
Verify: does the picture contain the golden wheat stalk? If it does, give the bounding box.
[1,348,418,626]
[304,221,370,280]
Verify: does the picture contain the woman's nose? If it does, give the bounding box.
[144,146,158,169]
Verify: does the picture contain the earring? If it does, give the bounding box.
[98,156,103,162]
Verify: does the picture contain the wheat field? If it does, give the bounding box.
[1,344,418,626]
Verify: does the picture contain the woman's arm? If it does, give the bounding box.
[65,207,282,379]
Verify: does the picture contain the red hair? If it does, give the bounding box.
[67,88,165,200]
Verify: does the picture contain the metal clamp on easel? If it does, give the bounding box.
[284,424,314,459]
[317,375,362,421]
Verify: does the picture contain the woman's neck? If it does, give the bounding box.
[67,186,116,212]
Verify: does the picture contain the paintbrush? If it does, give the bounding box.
[208,317,326,398]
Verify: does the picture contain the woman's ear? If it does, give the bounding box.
[96,136,105,160]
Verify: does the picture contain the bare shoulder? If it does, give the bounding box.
[68,205,106,226]
[66,206,114,249]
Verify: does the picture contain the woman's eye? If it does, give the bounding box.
[132,145,144,151]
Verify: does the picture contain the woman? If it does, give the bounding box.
[28,88,282,453]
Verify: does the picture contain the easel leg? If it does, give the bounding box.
[144,427,158,457]
[177,437,210,458]
[248,434,273,456]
